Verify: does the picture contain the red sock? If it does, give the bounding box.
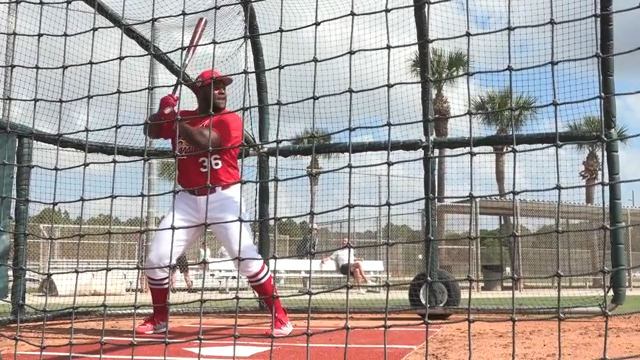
[148,278,169,320]
[248,263,286,318]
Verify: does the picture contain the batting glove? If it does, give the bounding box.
[158,94,179,120]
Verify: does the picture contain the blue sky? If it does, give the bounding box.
[6,0,640,235]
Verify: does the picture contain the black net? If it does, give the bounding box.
[10,0,254,144]
[0,0,637,359]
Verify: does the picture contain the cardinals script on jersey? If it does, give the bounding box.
[175,120,211,159]
[176,138,196,159]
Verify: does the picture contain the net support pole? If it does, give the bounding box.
[0,133,16,300]
[0,0,17,302]
[626,208,632,289]
[10,136,32,318]
[412,1,438,281]
[600,0,625,306]
[241,1,270,262]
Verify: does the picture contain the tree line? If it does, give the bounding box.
[445,221,638,254]
[25,207,424,240]
[29,208,635,253]
[27,208,152,227]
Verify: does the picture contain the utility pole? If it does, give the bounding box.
[377,175,383,261]
[627,190,635,289]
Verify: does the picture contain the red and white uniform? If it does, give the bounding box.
[137,68,291,337]
[158,110,242,191]
[139,100,289,337]
[145,107,264,282]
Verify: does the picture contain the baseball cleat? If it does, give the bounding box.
[266,316,293,337]
[135,316,168,335]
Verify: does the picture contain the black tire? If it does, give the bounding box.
[436,268,461,307]
[408,272,428,308]
[409,272,448,309]
[408,269,461,320]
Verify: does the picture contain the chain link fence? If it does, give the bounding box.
[437,198,640,290]
[16,208,425,290]
[18,199,640,291]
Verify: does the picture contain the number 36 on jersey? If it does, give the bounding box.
[199,155,222,172]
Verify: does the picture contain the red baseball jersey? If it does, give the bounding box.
[158,110,242,190]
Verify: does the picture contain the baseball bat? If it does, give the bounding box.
[172,17,208,95]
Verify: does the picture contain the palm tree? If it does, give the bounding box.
[567,115,629,287]
[290,128,333,234]
[566,116,628,204]
[409,48,469,263]
[470,88,538,290]
[471,88,538,199]
[409,49,469,202]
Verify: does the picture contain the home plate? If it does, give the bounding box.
[184,345,270,357]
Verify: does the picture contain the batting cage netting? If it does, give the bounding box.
[0,0,639,359]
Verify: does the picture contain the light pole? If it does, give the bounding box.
[627,190,635,289]
[377,175,383,261]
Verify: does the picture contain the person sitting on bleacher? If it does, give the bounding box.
[320,237,372,294]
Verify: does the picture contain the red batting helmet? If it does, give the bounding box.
[194,69,233,88]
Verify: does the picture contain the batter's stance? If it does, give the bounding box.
[138,69,292,337]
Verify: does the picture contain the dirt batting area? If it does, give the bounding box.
[0,313,432,360]
[406,313,640,360]
[1,313,640,359]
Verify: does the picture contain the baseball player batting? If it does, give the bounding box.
[138,69,292,337]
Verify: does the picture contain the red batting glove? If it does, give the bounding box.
[158,94,179,120]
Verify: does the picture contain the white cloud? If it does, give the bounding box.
[30,144,136,175]
[618,93,640,124]
[613,0,640,78]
